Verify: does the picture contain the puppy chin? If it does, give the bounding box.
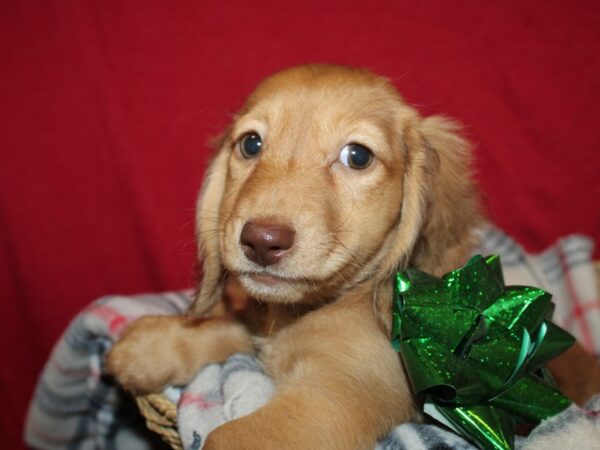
[238,273,308,303]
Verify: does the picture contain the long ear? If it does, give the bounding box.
[410,116,481,275]
[189,139,231,316]
[372,115,481,331]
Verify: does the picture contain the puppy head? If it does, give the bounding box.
[192,65,480,315]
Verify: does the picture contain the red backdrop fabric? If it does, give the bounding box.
[1,1,599,448]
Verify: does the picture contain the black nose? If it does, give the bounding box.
[240,221,295,266]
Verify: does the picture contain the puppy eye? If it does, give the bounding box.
[338,143,373,170]
[239,133,263,158]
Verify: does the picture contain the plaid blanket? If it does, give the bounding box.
[25,225,600,449]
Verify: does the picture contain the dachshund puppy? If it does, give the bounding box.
[107,64,481,449]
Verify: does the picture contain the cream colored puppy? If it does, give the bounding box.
[107,64,481,450]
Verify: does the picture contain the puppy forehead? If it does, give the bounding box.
[237,79,405,151]
[247,64,401,102]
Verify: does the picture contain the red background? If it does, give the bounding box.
[1,1,599,448]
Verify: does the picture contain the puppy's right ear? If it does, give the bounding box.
[189,133,231,316]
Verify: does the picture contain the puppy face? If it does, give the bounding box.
[194,65,479,312]
[217,67,414,303]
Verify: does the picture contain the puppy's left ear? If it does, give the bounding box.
[409,115,481,275]
[189,134,231,316]
[372,115,481,332]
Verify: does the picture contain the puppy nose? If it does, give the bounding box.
[240,221,295,266]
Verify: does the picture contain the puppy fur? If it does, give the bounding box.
[107,64,482,449]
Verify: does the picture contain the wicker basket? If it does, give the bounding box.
[135,262,600,449]
[136,394,182,449]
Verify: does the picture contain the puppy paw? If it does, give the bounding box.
[105,316,180,394]
[203,421,247,450]
[203,415,298,450]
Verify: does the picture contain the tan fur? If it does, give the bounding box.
[107,64,482,449]
[106,316,254,394]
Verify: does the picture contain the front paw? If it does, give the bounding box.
[203,421,252,450]
[203,418,297,450]
[106,316,178,394]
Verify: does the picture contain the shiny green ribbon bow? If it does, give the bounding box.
[391,254,575,450]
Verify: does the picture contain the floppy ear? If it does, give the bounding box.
[372,115,481,331]
[409,116,481,275]
[189,137,231,316]
[377,115,480,278]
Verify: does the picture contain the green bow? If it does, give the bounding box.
[391,255,574,450]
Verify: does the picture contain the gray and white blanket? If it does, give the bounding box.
[25,225,600,449]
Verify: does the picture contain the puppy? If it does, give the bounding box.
[107,64,481,449]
